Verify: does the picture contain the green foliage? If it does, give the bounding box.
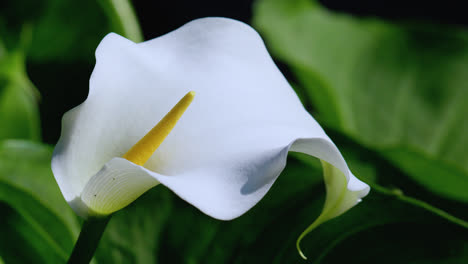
[0,140,79,263]
[92,157,321,263]
[95,187,173,263]
[1,0,468,262]
[0,47,41,141]
[0,203,66,263]
[93,156,468,263]
[253,0,468,202]
[97,0,144,43]
[0,0,111,63]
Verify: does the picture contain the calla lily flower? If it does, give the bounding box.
[52,17,369,238]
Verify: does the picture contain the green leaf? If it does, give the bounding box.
[95,187,173,263]
[1,0,143,63]
[384,147,468,202]
[247,192,464,264]
[253,0,468,202]
[0,0,143,143]
[0,47,41,141]
[97,0,143,43]
[317,222,468,264]
[0,202,65,263]
[92,154,468,263]
[92,157,322,264]
[0,0,112,142]
[0,140,79,262]
[0,0,110,62]
[232,155,466,263]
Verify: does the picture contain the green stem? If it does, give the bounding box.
[97,0,144,43]
[67,216,111,264]
[372,184,468,229]
[291,152,468,229]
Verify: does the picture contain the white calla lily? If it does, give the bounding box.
[52,17,369,233]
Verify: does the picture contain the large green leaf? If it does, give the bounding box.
[253,0,468,202]
[80,118,442,264]
[0,140,79,263]
[94,154,468,263]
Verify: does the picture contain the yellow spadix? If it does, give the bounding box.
[123,91,195,165]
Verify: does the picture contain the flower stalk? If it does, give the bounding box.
[67,216,111,264]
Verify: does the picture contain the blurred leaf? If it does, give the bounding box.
[157,157,324,264]
[93,155,467,263]
[95,187,173,263]
[0,0,144,146]
[92,155,468,264]
[232,155,466,263]
[97,0,143,43]
[253,0,468,202]
[384,148,468,203]
[0,0,112,142]
[92,157,322,264]
[0,0,144,63]
[319,222,468,264]
[0,202,66,263]
[0,0,111,62]
[253,192,467,264]
[0,140,79,263]
[0,46,41,141]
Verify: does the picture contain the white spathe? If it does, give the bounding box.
[51,17,369,221]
